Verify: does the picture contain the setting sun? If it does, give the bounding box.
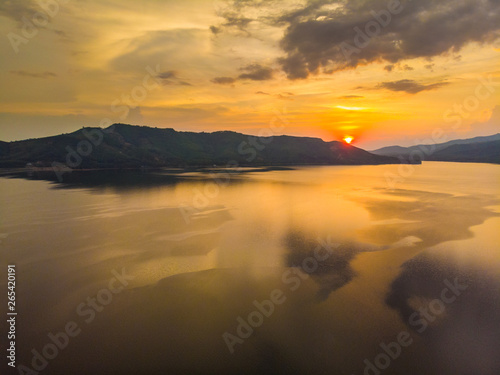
[343,136,354,144]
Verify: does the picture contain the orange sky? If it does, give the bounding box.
[0,0,499,149]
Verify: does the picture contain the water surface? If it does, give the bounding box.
[0,162,499,374]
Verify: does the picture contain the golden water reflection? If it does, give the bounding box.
[0,162,499,374]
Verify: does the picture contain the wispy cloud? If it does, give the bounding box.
[212,76,237,85]
[212,63,274,85]
[9,70,57,79]
[255,91,293,100]
[377,79,450,94]
[338,95,364,99]
[157,70,192,86]
[238,63,273,81]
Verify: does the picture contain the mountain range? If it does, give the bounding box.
[0,124,400,169]
[2,125,498,169]
[371,133,500,164]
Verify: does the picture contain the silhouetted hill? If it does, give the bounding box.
[372,133,500,164]
[0,124,400,168]
[0,140,8,157]
[428,140,500,163]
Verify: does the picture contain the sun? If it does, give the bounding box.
[343,136,354,144]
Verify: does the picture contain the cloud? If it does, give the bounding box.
[211,76,236,85]
[338,95,364,99]
[0,0,69,38]
[377,79,450,94]
[209,25,221,34]
[218,11,252,32]
[157,71,176,80]
[255,91,293,100]
[238,63,273,80]
[468,105,500,136]
[0,0,40,26]
[385,63,414,72]
[272,0,500,79]
[156,70,192,86]
[9,70,57,79]
[124,106,144,124]
[276,93,293,100]
[211,0,281,35]
[212,63,273,85]
[110,29,209,74]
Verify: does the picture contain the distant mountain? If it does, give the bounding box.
[429,140,500,164]
[372,133,500,164]
[0,124,401,168]
[0,140,8,157]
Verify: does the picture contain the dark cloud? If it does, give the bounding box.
[10,70,57,79]
[223,13,252,29]
[338,95,364,99]
[213,63,274,85]
[0,0,68,37]
[274,0,500,79]
[212,0,283,34]
[209,25,221,34]
[216,10,252,33]
[278,52,308,79]
[385,63,413,72]
[238,63,273,80]
[157,70,176,80]
[211,76,236,85]
[377,79,450,94]
[214,0,499,82]
[156,70,192,86]
[0,0,39,26]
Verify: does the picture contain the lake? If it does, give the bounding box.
[1,162,499,375]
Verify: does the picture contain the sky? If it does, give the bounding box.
[0,0,499,149]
